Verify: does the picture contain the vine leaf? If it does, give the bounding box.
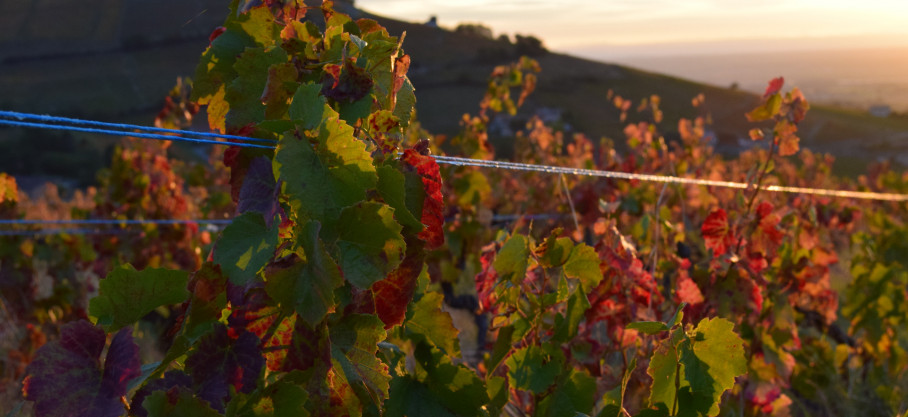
[192,7,278,132]
[183,263,229,340]
[563,243,603,290]
[229,371,312,417]
[142,389,222,417]
[336,202,406,289]
[237,156,280,229]
[214,211,279,285]
[774,119,800,157]
[553,288,591,342]
[265,221,342,327]
[184,323,265,412]
[388,343,488,416]
[288,82,326,130]
[226,46,288,131]
[261,62,299,119]
[385,377,459,417]
[506,346,561,394]
[393,78,416,127]
[401,148,445,249]
[274,105,377,234]
[130,371,194,417]
[404,291,459,354]
[89,264,189,332]
[23,321,140,417]
[680,318,747,416]
[648,329,684,410]
[535,234,573,269]
[701,208,733,256]
[330,314,391,412]
[372,237,425,328]
[321,59,374,103]
[537,369,597,417]
[763,77,785,98]
[746,93,782,123]
[376,164,424,233]
[494,234,529,284]
[627,321,670,335]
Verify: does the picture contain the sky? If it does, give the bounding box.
[354,0,908,56]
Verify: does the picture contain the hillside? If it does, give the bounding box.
[1,0,906,186]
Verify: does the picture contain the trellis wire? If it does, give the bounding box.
[0,119,274,149]
[2,110,907,202]
[0,110,276,144]
[0,219,233,226]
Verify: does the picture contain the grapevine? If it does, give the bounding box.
[2,2,907,417]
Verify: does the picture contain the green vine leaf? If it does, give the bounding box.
[265,221,342,327]
[494,234,529,284]
[627,321,670,335]
[288,82,326,130]
[680,318,747,416]
[274,105,377,234]
[563,243,603,290]
[214,211,279,285]
[553,288,591,342]
[142,389,222,417]
[330,314,391,413]
[385,377,458,417]
[192,6,279,132]
[648,329,685,411]
[89,264,189,332]
[537,369,597,417]
[336,202,406,289]
[376,164,423,233]
[506,346,561,394]
[225,46,288,131]
[404,291,459,355]
[535,234,573,269]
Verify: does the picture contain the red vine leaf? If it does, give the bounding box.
[676,272,705,306]
[750,202,784,256]
[321,59,374,103]
[184,323,264,412]
[130,371,194,417]
[702,208,734,256]
[237,156,280,229]
[763,77,784,98]
[774,120,800,156]
[23,320,140,417]
[372,237,426,329]
[786,88,810,124]
[401,147,445,249]
[392,54,411,99]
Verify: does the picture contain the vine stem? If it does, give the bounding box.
[672,360,681,416]
[559,174,581,232]
[733,130,779,255]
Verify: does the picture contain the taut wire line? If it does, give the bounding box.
[2,110,907,202]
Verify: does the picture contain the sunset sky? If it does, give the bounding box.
[355,0,908,55]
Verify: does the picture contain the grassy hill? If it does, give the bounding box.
[1,0,905,187]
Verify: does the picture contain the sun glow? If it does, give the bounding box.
[355,0,908,50]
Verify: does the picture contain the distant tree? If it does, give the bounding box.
[455,23,493,39]
[514,34,547,56]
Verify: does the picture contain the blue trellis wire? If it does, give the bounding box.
[0,110,276,144]
[0,219,232,236]
[0,119,276,150]
[0,219,233,226]
[0,228,132,237]
[2,109,907,202]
